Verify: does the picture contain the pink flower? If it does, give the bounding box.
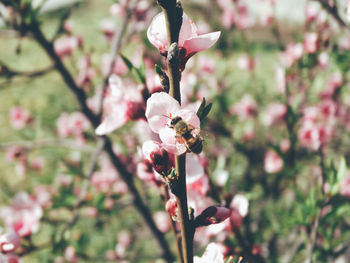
[142,140,171,175]
[147,12,221,70]
[304,32,318,54]
[262,103,287,126]
[96,75,145,135]
[115,230,131,258]
[100,19,116,42]
[280,43,303,68]
[318,52,329,69]
[346,0,350,22]
[54,36,82,58]
[298,122,333,151]
[101,54,128,76]
[230,194,249,228]
[145,92,200,155]
[153,211,171,233]
[166,198,178,220]
[194,243,225,263]
[0,253,21,263]
[230,95,257,120]
[64,246,78,263]
[0,231,21,253]
[264,150,284,173]
[0,192,43,237]
[9,106,31,130]
[237,54,256,71]
[195,206,231,227]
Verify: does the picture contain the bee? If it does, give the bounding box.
[169,116,203,154]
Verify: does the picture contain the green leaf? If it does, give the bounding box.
[196,98,212,121]
[120,54,145,84]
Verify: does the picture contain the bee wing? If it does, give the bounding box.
[188,125,211,140]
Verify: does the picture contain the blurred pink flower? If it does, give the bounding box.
[298,121,333,151]
[318,52,329,69]
[194,242,224,263]
[96,75,145,135]
[9,106,31,130]
[280,43,303,68]
[275,65,286,93]
[75,56,96,86]
[195,206,231,226]
[230,194,249,228]
[145,92,200,155]
[262,103,287,126]
[306,2,321,23]
[64,246,78,263]
[0,231,21,253]
[115,230,131,258]
[0,192,43,237]
[54,36,82,58]
[304,32,318,54]
[147,12,220,70]
[230,95,257,120]
[237,54,256,71]
[166,198,178,220]
[5,146,25,163]
[0,253,21,263]
[264,150,284,173]
[153,211,171,233]
[100,19,116,42]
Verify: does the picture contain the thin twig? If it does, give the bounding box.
[60,138,104,240]
[97,1,133,118]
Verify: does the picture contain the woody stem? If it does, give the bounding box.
[160,0,194,263]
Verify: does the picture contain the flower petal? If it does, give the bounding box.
[177,109,201,130]
[183,31,221,54]
[179,13,197,46]
[159,127,187,155]
[147,13,168,53]
[145,92,180,133]
[95,106,128,135]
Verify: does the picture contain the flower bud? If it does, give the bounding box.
[142,141,171,175]
[194,206,231,227]
[165,198,178,220]
[0,231,21,253]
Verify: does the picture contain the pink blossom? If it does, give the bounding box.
[100,19,116,41]
[340,173,350,198]
[5,146,25,163]
[115,230,131,258]
[230,95,257,120]
[320,72,343,98]
[280,139,291,153]
[264,150,284,173]
[237,54,256,71]
[63,20,73,33]
[75,56,96,86]
[142,140,171,175]
[194,243,225,263]
[83,207,98,218]
[195,206,231,227]
[0,231,21,253]
[64,246,78,263]
[338,36,350,51]
[145,92,200,155]
[230,194,249,228]
[34,185,51,208]
[0,192,43,237]
[304,32,318,54]
[262,103,287,126]
[30,157,45,171]
[54,36,82,58]
[96,75,145,135]
[221,8,235,28]
[57,174,73,187]
[187,191,213,217]
[298,121,333,151]
[306,2,321,23]
[318,52,329,69]
[166,198,178,220]
[9,106,31,130]
[153,211,171,233]
[147,12,221,70]
[0,253,22,263]
[280,43,303,68]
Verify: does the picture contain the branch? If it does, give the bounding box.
[97,2,133,118]
[158,1,194,263]
[27,20,174,263]
[0,62,55,78]
[316,0,349,30]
